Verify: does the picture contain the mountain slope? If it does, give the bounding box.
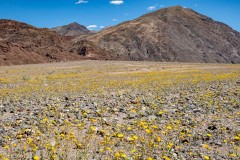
[0,20,112,66]
[84,6,240,63]
[52,22,91,37]
[1,6,240,65]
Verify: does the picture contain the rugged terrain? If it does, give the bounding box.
[85,6,240,63]
[0,61,239,159]
[0,20,113,65]
[0,20,82,65]
[51,22,91,37]
[1,6,240,65]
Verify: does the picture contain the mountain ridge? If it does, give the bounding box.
[0,6,240,65]
[83,6,240,63]
[0,19,113,65]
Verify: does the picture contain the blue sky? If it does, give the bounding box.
[0,0,239,31]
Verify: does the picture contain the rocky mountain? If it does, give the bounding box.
[1,6,240,66]
[52,22,91,37]
[0,20,112,66]
[84,6,240,63]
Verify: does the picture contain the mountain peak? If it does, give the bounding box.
[139,5,190,20]
[68,22,82,27]
[168,5,184,9]
[69,22,79,25]
[51,22,90,37]
[157,5,190,14]
[86,6,240,63]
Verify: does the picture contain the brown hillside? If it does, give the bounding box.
[0,20,110,66]
[84,6,240,63]
[1,6,240,65]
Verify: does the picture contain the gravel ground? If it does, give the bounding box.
[0,61,239,160]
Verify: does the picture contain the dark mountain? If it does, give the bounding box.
[83,6,240,63]
[51,22,91,37]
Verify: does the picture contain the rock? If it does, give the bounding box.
[167,109,177,113]
[119,108,125,113]
[193,109,201,113]
[130,100,138,104]
[148,115,157,121]
[207,125,217,131]
[58,119,64,124]
[0,137,4,146]
[127,113,136,119]
[65,96,69,101]
[173,153,178,159]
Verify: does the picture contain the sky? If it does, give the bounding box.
[0,0,239,31]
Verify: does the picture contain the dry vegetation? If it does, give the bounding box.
[0,61,239,160]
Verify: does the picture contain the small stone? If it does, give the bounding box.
[207,125,217,131]
[127,113,136,119]
[148,115,157,121]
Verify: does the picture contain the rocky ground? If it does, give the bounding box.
[0,61,239,160]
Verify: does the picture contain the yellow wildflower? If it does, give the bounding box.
[121,153,127,158]
[145,129,151,134]
[42,117,48,123]
[130,109,136,113]
[156,136,161,142]
[129,137,134,141]
[203,144,211,150]
[207,134,212,137]
[158,111,163,115]
[166,125,172,130]
[52,155,57,159]
[99,148,104,153]
[131,149,136,153]
[162,155,170,160]
[127,127,132,131]
[167,142,173,149]
[33,155,40,160]
[117,133,124,138]
[33,145,38,152]
[234,136,240,141]
[60,133,65,138]
[90,126,96,131]
[133,135,138,140]
[229,153,236,157]
[26,138,33,144]
[44,143,51,149]
[115,152,120,157]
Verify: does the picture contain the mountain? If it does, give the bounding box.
[52,22,91,37]
[83,6,240,63]
[1,6,240,66]
[0,20,111,66]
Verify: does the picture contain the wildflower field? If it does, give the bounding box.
[0,61,239,160]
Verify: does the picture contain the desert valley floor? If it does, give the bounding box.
[0,61,239,160]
